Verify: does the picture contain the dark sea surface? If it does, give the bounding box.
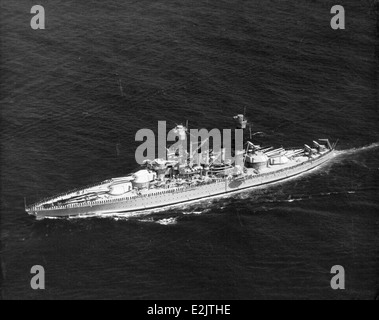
[1,0,378,299]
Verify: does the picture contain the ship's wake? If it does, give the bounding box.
[334,142,379,157]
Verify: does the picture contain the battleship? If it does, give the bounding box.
[26,114,337,219]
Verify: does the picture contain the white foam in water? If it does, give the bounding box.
[335,142,379,156]
[43,216,62,220]
[156,217,178,225]
[138,217,155,223]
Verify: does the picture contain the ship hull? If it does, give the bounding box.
[27,150,335,219]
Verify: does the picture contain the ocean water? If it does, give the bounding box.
[1,0,378,299]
